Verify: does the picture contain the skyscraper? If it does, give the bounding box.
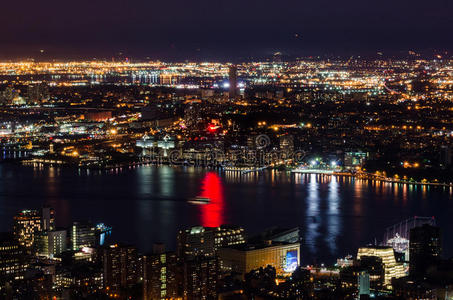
[440,145,452,169]
[13,210,42,248]
[218,241,300,277]
[26,83,49,105]
[357,246,405,287]
[183,257,218,300]
[409,224,441,279]
[228,65,238,99]
[0,233,29,281]
[143,252,180,300]
[71,222,96,250]
[177,225,245,260]
[35,230,67,258]
[41,206,55,231]
[103,244,138,292]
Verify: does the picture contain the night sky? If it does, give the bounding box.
[1,0,452,60]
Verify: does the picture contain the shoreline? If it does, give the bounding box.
[16,159,453,188]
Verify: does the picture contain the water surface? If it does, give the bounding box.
[1,164,452,264]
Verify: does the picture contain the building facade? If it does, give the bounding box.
[177,225,245,259]
[13,210,42,248]
[103,244,138,292]
[409,224,441,279]
[143,252,180,300]
[35,230,67,258]
[357,246,405,287]
[71,222,96,251]
[218,242,300,277]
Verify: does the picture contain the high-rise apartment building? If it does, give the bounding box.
[177,225,245,260]
[35,230,67,258]
[218,241,300,278]
[71,222,96,250]
[183,257,218,300]
[228,65,238,99]
[42,206,55,231]
[13,210,42,248]
[143,252,180,300]
[0,233,29,281]
[357,246,405,287]
[409,224,441,278]
[103,244,138,292]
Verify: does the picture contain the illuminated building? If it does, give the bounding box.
[359,256,386,289]
[340,255,385,292]
[0,233,29,281]
[160,73,179,85]
[157,135,175,157]
[143,252,180,300]
[409,224,441,279]
[26,83,49,105]
[103,244,138,292]
[35,230,67,258]
[343,151,367,169]
[136,134,155,148]
[71,222,96,251]
[183,103,201,128]
[0,86,20,105]
[177,225,245,260]
[13,210,42,248]
[357,246,405,287]
[177,224,243,299]
[385,234,409,261]
[55,247,97,265]
[55,266,103,294]
[183,257,218,300]
[279,135,294,154]
[336,255,354,268]
[218,241,300,277]
[95,223,112,246]
[84,111,112,122]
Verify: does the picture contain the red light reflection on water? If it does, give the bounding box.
[198,172,224,227]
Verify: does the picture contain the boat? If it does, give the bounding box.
[188,197,211,205]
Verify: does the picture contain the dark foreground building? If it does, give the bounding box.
[409,224,441,279]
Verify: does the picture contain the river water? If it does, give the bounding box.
[1,164,452,264]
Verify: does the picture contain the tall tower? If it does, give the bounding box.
[42,206,55,231]
[228,65,238,99]
[103,244,138,292]
[13,210,42,248]
[409,224,441,278]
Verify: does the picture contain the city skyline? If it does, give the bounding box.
[1,1,453,298]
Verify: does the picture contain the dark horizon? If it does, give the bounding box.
[1,0,452,61]
[0,47,450,62]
